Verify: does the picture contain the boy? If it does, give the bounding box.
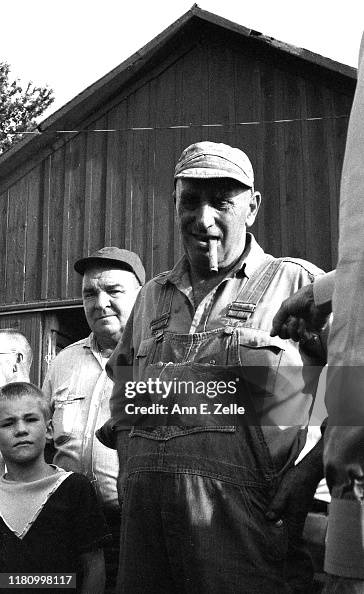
[0,382,110,593]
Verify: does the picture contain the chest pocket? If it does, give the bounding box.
[135,337,157,379]
[238,331,286,397]
[52,383,86,443]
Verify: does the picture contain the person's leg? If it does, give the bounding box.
[116,472,176,594]
[103,507,121,594]
[161,473,290,594]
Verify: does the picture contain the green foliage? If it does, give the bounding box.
[0,62,54,154]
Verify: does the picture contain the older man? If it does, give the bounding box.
[101,142,326,593]
[0,329,32,385]
[43,246,145,594]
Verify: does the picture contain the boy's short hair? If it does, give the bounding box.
[0,382,53,420]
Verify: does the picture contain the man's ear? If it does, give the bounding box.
[12,352,23,373]
[172,190,176,205]
[46,419,54,441]
[246,191,261,227]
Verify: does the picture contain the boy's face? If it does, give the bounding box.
[0,395,53,467]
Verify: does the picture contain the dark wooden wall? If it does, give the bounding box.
[0,25,354,310]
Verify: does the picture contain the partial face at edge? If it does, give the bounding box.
[175,177,261,274]
[0,336,17,386]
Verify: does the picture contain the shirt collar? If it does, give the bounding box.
[156,233,266,287]
[242,233,267,278]
[83,333,111,369]
[84,333,103,359]
[83,333,94,350]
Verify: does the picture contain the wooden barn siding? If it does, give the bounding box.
[0,35,353,307]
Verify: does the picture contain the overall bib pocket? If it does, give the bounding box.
[238,330,286,397]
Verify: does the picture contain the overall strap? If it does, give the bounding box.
[226,256,282,324]
[150,282,175,338]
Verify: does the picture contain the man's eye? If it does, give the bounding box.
[110,290,124,296]
[213,197,230,209]
[181,197,197,210]
[0,421,13,428]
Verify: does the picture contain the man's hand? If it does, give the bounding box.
[270,283,331,342]
[266,438,324,539]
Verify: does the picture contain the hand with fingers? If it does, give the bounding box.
[270,282,331,342]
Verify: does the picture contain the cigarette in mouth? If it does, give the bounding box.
[208,238,218,272]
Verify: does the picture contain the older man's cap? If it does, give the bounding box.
[74,247,145,285]
[174,141,254,188]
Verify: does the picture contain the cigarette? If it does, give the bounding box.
[208,239,218,272]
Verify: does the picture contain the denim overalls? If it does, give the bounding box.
[117,257,307,593]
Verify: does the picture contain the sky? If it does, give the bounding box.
[1,0,363,120]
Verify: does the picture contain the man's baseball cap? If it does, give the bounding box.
[174,141,254,188]
[74,247,145,285]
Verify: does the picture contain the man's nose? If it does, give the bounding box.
[94,291,111,310]
[195,203,215,229]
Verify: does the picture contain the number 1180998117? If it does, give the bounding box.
[0,573,76,589]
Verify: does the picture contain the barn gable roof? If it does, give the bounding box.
[0,3,357,179]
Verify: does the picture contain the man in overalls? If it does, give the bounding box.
[100,142,327,593]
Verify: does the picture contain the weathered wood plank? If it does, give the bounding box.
[63,133,86,298]
[6,178,28,302]
[260,62,282,258]
[83,117,107,256]
[0,190,9,303]
[25,167,42,301]
[41,158,51,299]
[303,79,332,270]
[46,146,65,299]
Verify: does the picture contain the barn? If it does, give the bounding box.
[0,5,356,384]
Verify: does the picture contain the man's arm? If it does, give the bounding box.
[96,302,136,449]
[321,33,364,583]
[79,549,105,594]
[324,30,364,474]
[266,273,333,531]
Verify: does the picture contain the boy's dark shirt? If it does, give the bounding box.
[0,473,110,593]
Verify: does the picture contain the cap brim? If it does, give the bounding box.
[74,257,135,276]
[175,168,253,188]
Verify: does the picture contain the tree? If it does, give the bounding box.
[0,62,54,154]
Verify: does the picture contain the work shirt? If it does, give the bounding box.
[108,233,325,471]
[43,334,119,510]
